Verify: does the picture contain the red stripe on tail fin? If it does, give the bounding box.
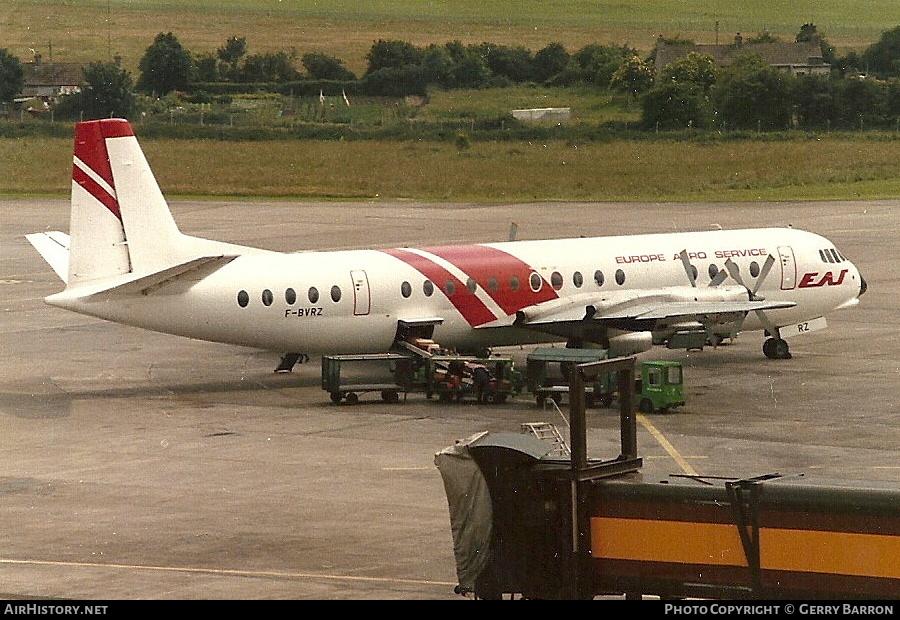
[72,119,134,221]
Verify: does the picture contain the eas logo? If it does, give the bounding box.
[798,269,848,288]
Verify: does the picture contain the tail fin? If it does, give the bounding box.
[68,118,185,287]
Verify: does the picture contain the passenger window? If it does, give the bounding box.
[529,272,542,292]
[594,270,604,287]
[573,271,583,288]
[466,277,477,294]
[423,279,434,297]
[308,287,320,303]
[709,264,719,279]
[750,261,760,278]
[615,269,625,285]
[285,288,297,305]
[237,290,249,308]
[510,275,520,291]
[488,277,499,293]
[445,280,456,296]
[550,271,563,290]
[401,281,412,298]
[330,285,341,303]
[262,289,274,306]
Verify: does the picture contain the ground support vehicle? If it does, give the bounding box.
[427,355,521,404]
[321,353,423,404]
[436,356,900,600]
[634,359,684,413]
[525,347,613,407]
[525,350,683,413]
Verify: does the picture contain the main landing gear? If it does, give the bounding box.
[763,337,791,360]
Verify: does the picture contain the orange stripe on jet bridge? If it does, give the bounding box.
[760,528,900,579]
[591,517,748,567]
[416,244,559,314]
[381,247,498,326]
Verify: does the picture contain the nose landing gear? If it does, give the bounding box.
[763,337,791,360]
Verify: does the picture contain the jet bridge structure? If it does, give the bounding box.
[435,357,900,600]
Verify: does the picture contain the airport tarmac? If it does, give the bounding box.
[1,197,898,600]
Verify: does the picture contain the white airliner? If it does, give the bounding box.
[27,119,866,370]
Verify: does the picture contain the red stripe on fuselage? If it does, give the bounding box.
[382,244,558,326]
[420,244,558,313]
[382,248,498,326]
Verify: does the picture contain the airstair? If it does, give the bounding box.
[521,422,570,458]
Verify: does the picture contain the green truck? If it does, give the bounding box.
[635,360,685,413]
[525,348,684,413]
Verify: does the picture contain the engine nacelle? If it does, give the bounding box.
[607,330,653,357]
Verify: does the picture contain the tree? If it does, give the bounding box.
[573,44,634,87]
[610,54,655,96]
[660,51,718,95]
[302,52,355,81]
[364,39,423,75]
[136,32,194,95]
[533,42,570,83]
[217,36,247,80]
[239,51,299,82]
[0,48,24,104]
[796,23,837,68]
[712,54,794,130]
[641,82,711,129]
[862,26,900,77]
[793,74,838,129]
[477,43,534,83]
[80,61,136,119]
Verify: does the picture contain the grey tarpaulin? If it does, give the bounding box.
[434,431,553,592]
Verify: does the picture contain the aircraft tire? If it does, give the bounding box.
[330,391,343,403]
[345,392,359,405]
[764,337,792,360]
[774,338,792,359]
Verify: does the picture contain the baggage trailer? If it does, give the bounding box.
[322,353,423,404]
[436,356,900,600]
[525,347,614,407]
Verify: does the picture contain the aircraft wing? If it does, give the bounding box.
[512,291,796,329]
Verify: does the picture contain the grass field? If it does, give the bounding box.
[2,1,900,202]
[2,0,897,75]
[3,133,899,202]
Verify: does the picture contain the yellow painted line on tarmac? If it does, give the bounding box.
[637,413,699,476]
[0,558,456,587]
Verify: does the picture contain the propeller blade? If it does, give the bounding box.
[724,258,747,290]
[709,269,729,287]
[751,254,776,297]
[679,250,697,287]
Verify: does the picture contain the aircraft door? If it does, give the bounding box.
[777,246,797,290]
[351,269,371,315]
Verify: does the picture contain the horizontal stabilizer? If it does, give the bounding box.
[45,255,239,303]
[85,254,239,298]
[26,231,71,283]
